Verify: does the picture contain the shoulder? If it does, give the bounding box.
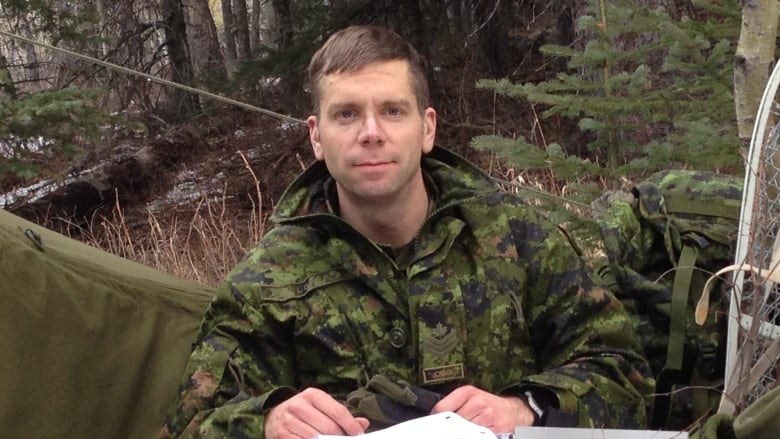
[461,191,554,228]
[257,224,327,260]
[460,191,580,255]
[224,224,343,294]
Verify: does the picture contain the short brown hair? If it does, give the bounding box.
[307,25,430,114]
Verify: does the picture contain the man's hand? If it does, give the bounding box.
[431,385,535,434]
[265,388,370,439]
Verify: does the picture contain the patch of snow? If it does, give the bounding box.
[165,182,202,205]
[0,135,55,158]
[279,121,300,131]
[241,147,267,160]
[147,168,230,213]
[0,177,73,207]
[258,77,281,87]
[0,162,103,207]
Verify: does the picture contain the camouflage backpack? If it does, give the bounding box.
[592,170,742,430]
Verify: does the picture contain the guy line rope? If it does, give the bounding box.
[0,29,589,209]
[0,29,305,126]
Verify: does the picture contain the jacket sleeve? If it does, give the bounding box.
[158,278,297,438]
[504,204,655,428]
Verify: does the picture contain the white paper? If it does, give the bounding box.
[314,411,498,439]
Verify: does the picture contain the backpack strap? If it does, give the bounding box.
[668,244,698,373]
[662,195,741,221]
[636,181,703,427]
[651,243,700,428]
[632,172,739,428]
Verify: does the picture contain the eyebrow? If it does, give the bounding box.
[379,98,414,109]
[326,98,414,111]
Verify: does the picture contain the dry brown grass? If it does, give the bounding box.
[78,155,267,287]
[83,193,264,287]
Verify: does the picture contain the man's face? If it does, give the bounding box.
[307,59,436,206]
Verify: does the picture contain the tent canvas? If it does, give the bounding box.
[0,208,215,438]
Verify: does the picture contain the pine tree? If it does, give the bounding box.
[0,1,115,181]
[0,86,114,180]
[473,0,743,205]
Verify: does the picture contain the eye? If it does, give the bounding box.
[385,107,402,117]
[337,109,355,119]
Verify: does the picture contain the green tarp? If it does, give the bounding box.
[0,208,215,438]
[691,385,780,439]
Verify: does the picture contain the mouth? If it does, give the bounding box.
[354,160,392,167]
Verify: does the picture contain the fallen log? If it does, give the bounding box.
[8,123,209,232]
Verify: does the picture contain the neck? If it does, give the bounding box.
[338,181,429,248]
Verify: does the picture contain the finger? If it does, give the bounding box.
[356,417,370,430]
[472,412,516,436]
[265,402,320,439]
[461,396,523,433]
[430,386,472,413]
[466,408,498,428]
[269,390,354,438]
[288,402,345,436]
[448,396,490,422]
[302,389,367,435]
[288,422,319,439]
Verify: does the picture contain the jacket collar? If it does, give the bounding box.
[270,146,497,225]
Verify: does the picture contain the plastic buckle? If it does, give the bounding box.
[696,341,719,379]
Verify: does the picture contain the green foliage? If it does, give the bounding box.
[473,0,743,202]
[473,133,605,244]
[0,86,114,179]
[474,134,603,180]
[2,0,98,45]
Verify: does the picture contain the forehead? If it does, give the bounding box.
[318,60,415,105]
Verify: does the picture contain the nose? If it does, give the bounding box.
[357,113,384,146]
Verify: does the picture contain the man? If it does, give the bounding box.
[159,25,654,438]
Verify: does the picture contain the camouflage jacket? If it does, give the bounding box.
[160,147,654,438]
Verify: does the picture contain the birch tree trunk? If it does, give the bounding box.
[734,0,779,147]
[17,19,40,82]
[185,0,227,80]
[95,0,110,57]
[250,0,261,54]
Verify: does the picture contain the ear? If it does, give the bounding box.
[307,115,324,161]
[422,107,436,154]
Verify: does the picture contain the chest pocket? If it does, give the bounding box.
[410,230,534,391]
[256,269,409,393]
[258,270,353,302]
